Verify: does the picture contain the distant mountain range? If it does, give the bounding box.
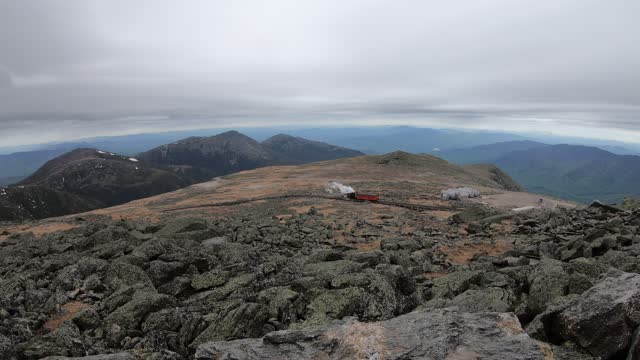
[495,145,640,203]
[0,147,76,185]
[0,131,363,221]
[2,126,638,186]
[2,128,639,219]
[441,141,640,203]
[439,140,548,164]
[139,131,364,182]
[260,133,363,163]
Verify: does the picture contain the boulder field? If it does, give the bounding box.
[1,203,639,359]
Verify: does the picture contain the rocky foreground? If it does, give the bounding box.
[1,202,640,359]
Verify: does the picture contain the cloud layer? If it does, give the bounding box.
[1,0,639,145]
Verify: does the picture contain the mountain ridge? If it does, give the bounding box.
[495,144,640,203]
[1,132,365,221]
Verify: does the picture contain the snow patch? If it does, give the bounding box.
[129,158,139,162]
[96,150,106,154]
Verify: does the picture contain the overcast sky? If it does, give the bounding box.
[1,0,639,146]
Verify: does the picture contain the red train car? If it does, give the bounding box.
[347,193,379,202]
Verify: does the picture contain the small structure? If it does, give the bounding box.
[441,187,480,200]
[325,181,379,202]
[348,193,380,202]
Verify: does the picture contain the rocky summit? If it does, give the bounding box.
[0,199,638,359]
[0,152,638,360]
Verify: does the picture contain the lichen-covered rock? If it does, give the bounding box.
[552,272,640,359]
[0,334,14,359]
[257,286,299,322]
[157,276,192,297]
[186,273,257,305]
[191,300,269,346]
[104,261,154,291]
[147,260,187,286]
[302,260,364,282]
[5,198,640,359]
[448,287,516,313]
[527,258,569,314]
[72,307,101,331]
[190,270,229,290]
[195,309,553,360]
[452,206,499,224]
[41,354,136,360]
[19,321,85,359]
[431,270,482,299]
[104,291,176,330]
[155,217,207,238]
[302,287,367,326]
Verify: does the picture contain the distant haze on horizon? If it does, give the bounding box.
[1,0,639,146]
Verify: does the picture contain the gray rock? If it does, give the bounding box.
[101,285,140,314]
[452,206,498,224]
[431,270,482,299]
[72,307,101,331]
[147,260,187,286]
[554,272,640,359]
[257,287,299,322]
[447,287,515,313]
[302,287,367,326]
[480,271,517,288]
[104,290,176,330]
[191,270,229,290]
[186,273,256,305]
[157,276,192,297]
[156,217,207,238]
[41,354,135,360]
[191,300,269,346]
[527,258,569,315]
[104,261,154,291]
[142,308,194,333]
[302,260,363,281]
[19,321,84,359]
[0,333,13,359]
[347,250,388,267]
[76,256,110,277]
[589,200,622,213]
[195,309,552,360]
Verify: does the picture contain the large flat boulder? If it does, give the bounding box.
[195,309,552,359]
[533,272,640,359]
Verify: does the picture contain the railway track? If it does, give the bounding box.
[163,193,463,213]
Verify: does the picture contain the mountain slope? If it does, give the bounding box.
[0,185,99,222]
[139,130,364,181]
[438,140,547,165]
[138,131,280,181]
[18,148,190,208]
[495,144,640,203]
[262,134,364,163]
[283,126,531,154]
[1,132,364,221]
[72,150,549,225]
[462,164,523,191]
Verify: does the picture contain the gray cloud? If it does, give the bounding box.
[0,0,639,146]
[0,67,12,88]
